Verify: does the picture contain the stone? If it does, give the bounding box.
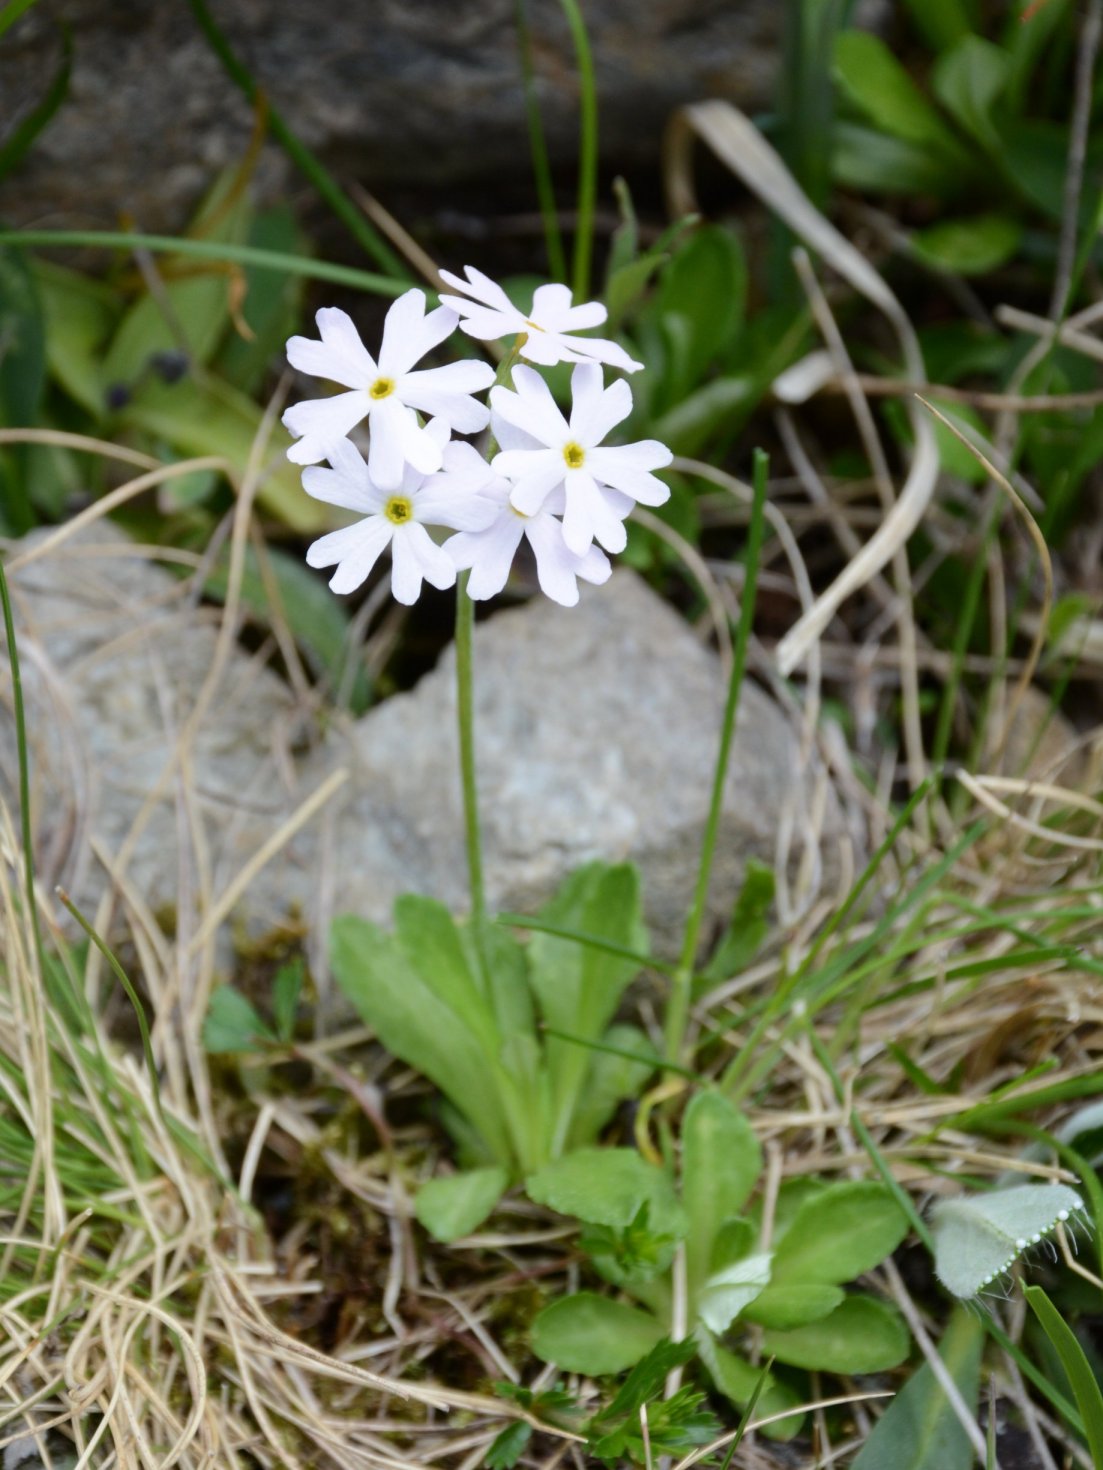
[0,0,784,236]
[2,523,844,966]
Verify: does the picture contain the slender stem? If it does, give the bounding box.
[454,573,486,932]
[558,0,598,300]
[515,0,569,284]
[664,449,769,1067]
[0,556,46,977]
[0,229,406,298]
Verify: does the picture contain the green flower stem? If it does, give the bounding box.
[515,0,569,285]
[454,571,487,935]
[558,0,598,300]
[0,556,45,978]
[664,448,769,1068]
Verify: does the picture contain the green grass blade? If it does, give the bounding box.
[0,0,42,41]
[1025,1285,1103,1466]
[515,0,568,283]
[185,0,409,279]
[0,23,69,180]
[558,0,598,299]
[0,555,46,978]
[0,229,407,297]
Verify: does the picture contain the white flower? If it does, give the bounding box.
[283,289,495,484]
[302,425,497,604]
[444,456,612,607]
[438,265,643,374]
[490,363,672,556]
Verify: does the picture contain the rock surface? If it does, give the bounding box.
[0,0,781,234]
[2,523,843,962]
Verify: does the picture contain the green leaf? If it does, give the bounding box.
[566,1022,655,1151]
[931,1184,1084,1299]
[33,259,118,416]
[117,374,324,530]
[330,914,515,1167]
[763,1294,910,1373]
[931,36,1010,154]
[681,1092,762,1300]
[394,896,498,1051]
[650,375,752,457]
[527,863,647,1156]
[1026,1285,1103,1466]
[102,170,252,388]
[271,958,303,1042]
[851,1307,983,1470]
[202,985,273,1053]
[526,1147,686,1234]
[531,1293,665,1375]
[701,861,775,983]
[833,32,964,155]
[0,245,46,425]
[694,1331,804,1441]
[769,1181,909,1285]
[910,215,1022,276]
[696,1251,771,1335]
[899,0,972,50]
[415,1167,508,1243]
[589,1337,698,1428]
[484,1421,532,1470]
[655,225,746,394]
[743,1283,844,1330]
[213,203,305,396]
[831,122,967,199]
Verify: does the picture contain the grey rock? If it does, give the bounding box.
[2,524,842,963]
[0,0,782,235]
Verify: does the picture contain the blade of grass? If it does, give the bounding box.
[539,1024,700,1082]
[720,1357,775,1470]
[0,229,407,296]
[0,0,42,41]
[515,0,568,284]
[558,0,598,299]
[0,23,69,180]
[1025,1286,1103,1465]
[185,0,409,280]
[496,912,673,975]
[0,556,46,979]
[665,448,768,1068]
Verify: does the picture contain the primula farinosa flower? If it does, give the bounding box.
[444,456,612,608]
[490,363,672,556]
[438,265,643,374]
[283,289,495,485]
[301,425,497,604]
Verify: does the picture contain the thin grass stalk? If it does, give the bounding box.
[185,0,409,279]
[0,558,45,981]
[515,0,568,284]
[0,229,405,297]
[664,448,768,1067]
[558,0,598,300]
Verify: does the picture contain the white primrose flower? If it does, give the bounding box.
[444,455,612,608]
[283,289,495,485]
[302,425,497,605]
[438,265,643,374]
[490,362,672,556]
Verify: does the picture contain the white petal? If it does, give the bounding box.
[530,283,574,321]
[569,366,632,446]
[492,413,546,454]
[285,307,378,388]
[301,457,380,514]
[283,390,369,464]
[400,361,495,430]
[524,514,584,606]
[438,265,517,314]
[558,301,609,331]
[562,333,644,373]
[496,450,565,515]
[577,543,613,586]
[398,409,446,478]
[307,516,392,594]
[451,306,524,341]
[415,478,500,531]
[380,291,460,377]
[517,330,580,367]
[561,471,628,556]
[490,376,568,447]
[391,523,455,603]
[450,515,525,600]
[366,396,411,488]
[588,448,671,507]
[591,438,673,471]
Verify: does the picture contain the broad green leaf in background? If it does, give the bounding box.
[695,1330,804,1441]
[768,1180,909,1285]
[33,260,118,415]
[0,245,46,426]
[743,1283,845,1330]
[414,1166,509,1243]
[832,122,965,199]
[525,1147,686,1235]
[762,1294,910,1373]
[271,958,303,1042]
[851,1307,984,1470]
[696,1251,771,1335]
[899,0,972,51]
[203,985,274,1053]
[931,36,1010,155]
[653,224,746,398]
[834,32,966,158]
[681,1091,762,1300]
[214,203,305,396]
[910,215,1022,276]
[531,1292,666,1375]
[565,1022,655,1151]
[701,860,775,984]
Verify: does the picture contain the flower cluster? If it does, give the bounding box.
[283,271,672,607]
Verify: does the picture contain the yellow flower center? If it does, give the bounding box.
[369,376,396,400]
[384,495,413,525]
[510,504,530,520]
[563,441,586,470]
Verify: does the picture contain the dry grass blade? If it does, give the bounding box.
[664,99,939,677]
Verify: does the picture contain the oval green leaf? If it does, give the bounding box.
[415,1167,508,1244]
[769,1181,909,1285]
[531,1293,664,1376]
[763,1294,910,1374]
